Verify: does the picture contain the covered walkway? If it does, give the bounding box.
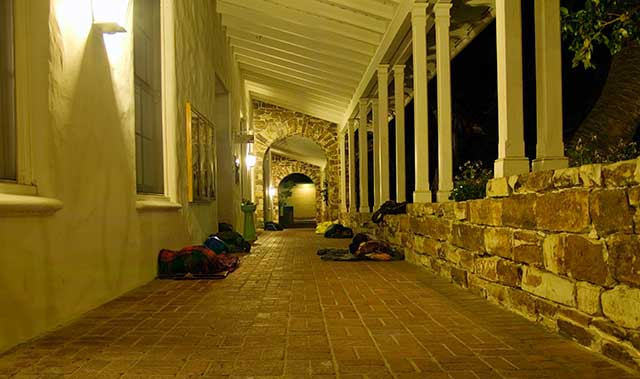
[0,230,637,378]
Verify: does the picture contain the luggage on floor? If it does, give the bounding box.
[264,221,284,231]
[214,231,251,253]
[158,245,239,279]
[324,224,354,239]
[203,235,231,254]
[372,200,408,224]
[315,221,334,234]
[218,222,234,232]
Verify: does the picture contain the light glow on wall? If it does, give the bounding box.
[91,0,129,33]
[268,187,276,198]
[246,154,257,168]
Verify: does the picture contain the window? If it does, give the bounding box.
[186,103,217,202]
[0,0,16,181]
[134,0,163,193]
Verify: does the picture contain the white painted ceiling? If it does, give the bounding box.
[219,0,496,127]
[217,0,402,124]
[270,136,328,168]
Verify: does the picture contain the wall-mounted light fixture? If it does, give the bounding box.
[246,154,257,169]
[268,187,276,198]
[91,0,128,34]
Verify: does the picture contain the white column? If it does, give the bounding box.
[339,130,347,212]
[264,150,272,222]
[532,0,568,172]
[412,3,431,203]
[435,1,453,203]
[494,0,530,177]
[358,99,370,213]
[394,65,406,203]
[348,119,357,212]
[378,65,390,204]
[371,99,380,210]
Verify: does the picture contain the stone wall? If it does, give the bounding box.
[253,101,340,226]
[270,156,323,223]
[376,159,640,371]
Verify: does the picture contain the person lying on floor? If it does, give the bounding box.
[317,233,404,261]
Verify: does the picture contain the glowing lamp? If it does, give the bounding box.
[268,187,276,198]
[92,0,128,34]
[246,154,257,169]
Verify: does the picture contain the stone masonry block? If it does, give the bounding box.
[557,318,594,347]
[629,186,640,207]
[469,199,503,226]
[601,340,640,371]
[603,159,638,188]
[601,285,640,329]
[502,194,537,229]
[522,267,576,307]
[579,164,603,187]
[543,234,611,286]
[474,257,500,282]
[536,191,590,233]
[452,223,484,252]
[524,170,554,193]
[453,202,468,221]
[590,189,634,235]
[576,281,603,316]
[553,167,581,189]
[484,227,513,259]
[411,217,451,241]
[486,177,511,198]
[513,230,544,266]
[607,234,640,287]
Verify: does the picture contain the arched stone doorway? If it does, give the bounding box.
[275,173,318,228]
[253,101,340,226]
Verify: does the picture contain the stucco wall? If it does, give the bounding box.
[0,0,245,353]
[375,159,640,371]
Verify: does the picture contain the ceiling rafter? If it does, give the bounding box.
[226,27,371,66]
[231,43,363,77]
[236,54,360,89]
[217,1,377,56]
[243,72,352,103]
[218,0,383,45]
[245,80,348,109]
[233,47,360,84]
[240,62,355,97]
[319,0,397,20]
[267,0,389,33]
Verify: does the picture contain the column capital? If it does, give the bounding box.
[378,64,389,72]
[411,3,429,20]
[371,98,379,106]
[434,2,452,19]
[393,64,406,74]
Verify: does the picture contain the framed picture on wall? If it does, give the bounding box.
[186,102,217,202]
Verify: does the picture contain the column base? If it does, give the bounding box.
[359,206,371,213]
[532,157,569,172]
[413,190,432,203]
[436,190,452,203]
[494,157,530,178]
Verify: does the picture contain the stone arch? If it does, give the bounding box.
[252,101,340,226]
[270,158,323,223]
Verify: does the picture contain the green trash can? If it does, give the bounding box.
[241,201,257,243]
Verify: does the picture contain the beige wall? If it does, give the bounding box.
[0,0,246,353]
[289,184,316,220]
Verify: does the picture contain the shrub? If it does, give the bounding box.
[449,161,493,202]
[566,136,640,166]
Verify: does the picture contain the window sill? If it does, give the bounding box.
[0,193,63,216]
[0,181,38,196]
[136,195,182,212]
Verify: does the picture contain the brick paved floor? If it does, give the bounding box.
[1,229,638,379]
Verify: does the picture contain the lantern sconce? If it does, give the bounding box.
[91,0,128,34]
[246,154,257,169]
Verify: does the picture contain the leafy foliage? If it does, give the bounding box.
[449,161,493,202]
[566,136,640,166]
[561,0,640,69]
[278,180,296,207]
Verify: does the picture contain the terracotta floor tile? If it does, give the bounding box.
[0,230,637,378]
